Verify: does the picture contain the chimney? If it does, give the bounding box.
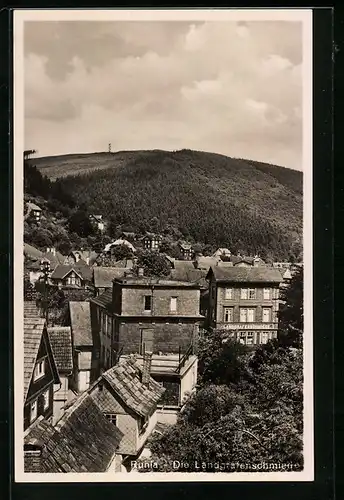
[138,267,144,277]
[24,441,43,472]
[142,351,153,387]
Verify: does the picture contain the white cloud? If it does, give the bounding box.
[24,20,303,169]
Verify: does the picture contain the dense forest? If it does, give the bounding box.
[25,149,303,261]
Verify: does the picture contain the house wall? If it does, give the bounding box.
[180,359,198,403]
[115,320,199,355]
[24,332,56,430]
[156,408,178,425]
[29,270,41,284]
[52,375,69,424]
[209,279,280,344]
[136,411,158,452]
[89,384,140,456]
[120,287,200,317]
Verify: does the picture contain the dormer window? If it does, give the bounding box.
[33,358,46,381]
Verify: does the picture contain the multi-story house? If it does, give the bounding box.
[88,353,165,464]
[24,302,60,430]
[141,233,162,251]
[24,392,124,472]
[50,264,93,290]
[206,266,283,345]
[47,326,73,424]
[26,202,42,223]
[178,242,193,260]
[90,277,204,421]
[69,301,96,392]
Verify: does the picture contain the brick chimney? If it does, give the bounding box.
[24,441,43,472]
[142,351,153,387]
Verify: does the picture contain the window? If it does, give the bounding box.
[30,400,38,423]
[144,295,152,311]
[240,308,255,322]
[225,288,233,299]
[140,329,154,354]
[262,308,272,323]
[170,297,177,312]
[43,389,50,410]
[240,288,256,299]
[239,331,254,345]
[33,358,45,381]
[263,288,271,300]
[104,413,117,426]
[223,307,233,323]
[261,331,270,344]
[139,416,149,434]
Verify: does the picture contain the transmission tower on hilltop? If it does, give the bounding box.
[108,143,112,153]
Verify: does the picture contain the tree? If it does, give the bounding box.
[197,330,250,387]
[278,266,303,347]
[109,243,134,261]
[134,250,171,278]
[68,210,95,238]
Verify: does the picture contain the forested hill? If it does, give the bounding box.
[28,149,303,261]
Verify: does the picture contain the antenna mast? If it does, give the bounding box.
[108,143,112,153]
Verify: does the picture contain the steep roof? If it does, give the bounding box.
[91,289,113,309]
[208,266,283,284]
[24,303,46,401]
[69,301,92,346]
[173,260,195,271]
[47,327,73,374]
[27,202,42,211]
[93,267,128,288]
[179,242,192,251]
[102,358,165,418]
[50,264,93,282]
[24,394,123,473]
[40,249,65,266]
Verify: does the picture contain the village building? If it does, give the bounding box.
[91,277,203,364]
[90,277,203,419]
[194,255,221,271]
[141,233,162,251]
[24,302,60,431]
[88,354,165,464]
[24,392,124,473]
[26,202,42,223]
[120,352,198,425]
[89,214,105,231]
[69,301,96,393]
[212,248,232,258]
[178,242,194,260]
[50,264,93,290]
[206,266,283,345]
[47,326,73,424]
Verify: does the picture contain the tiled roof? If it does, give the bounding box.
[209,266,283,283]
[24,302,46,401]
[50,264,93,281]
[179,242,192,251]
[93,267,128,288]
[27,202,42,211]
[47,327,73,374]
[91,289,113,309]
[40,250,65,267]
[173,260,195,271]
[24,394,123,473]
[69,301,92,346]
[102,358,165,418]
[195,256,221,270]
[170,268,208,288]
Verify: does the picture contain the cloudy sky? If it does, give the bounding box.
[24,20,303,170]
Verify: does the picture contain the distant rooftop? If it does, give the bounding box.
[208,266,283,283]
[114,277,201,288]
